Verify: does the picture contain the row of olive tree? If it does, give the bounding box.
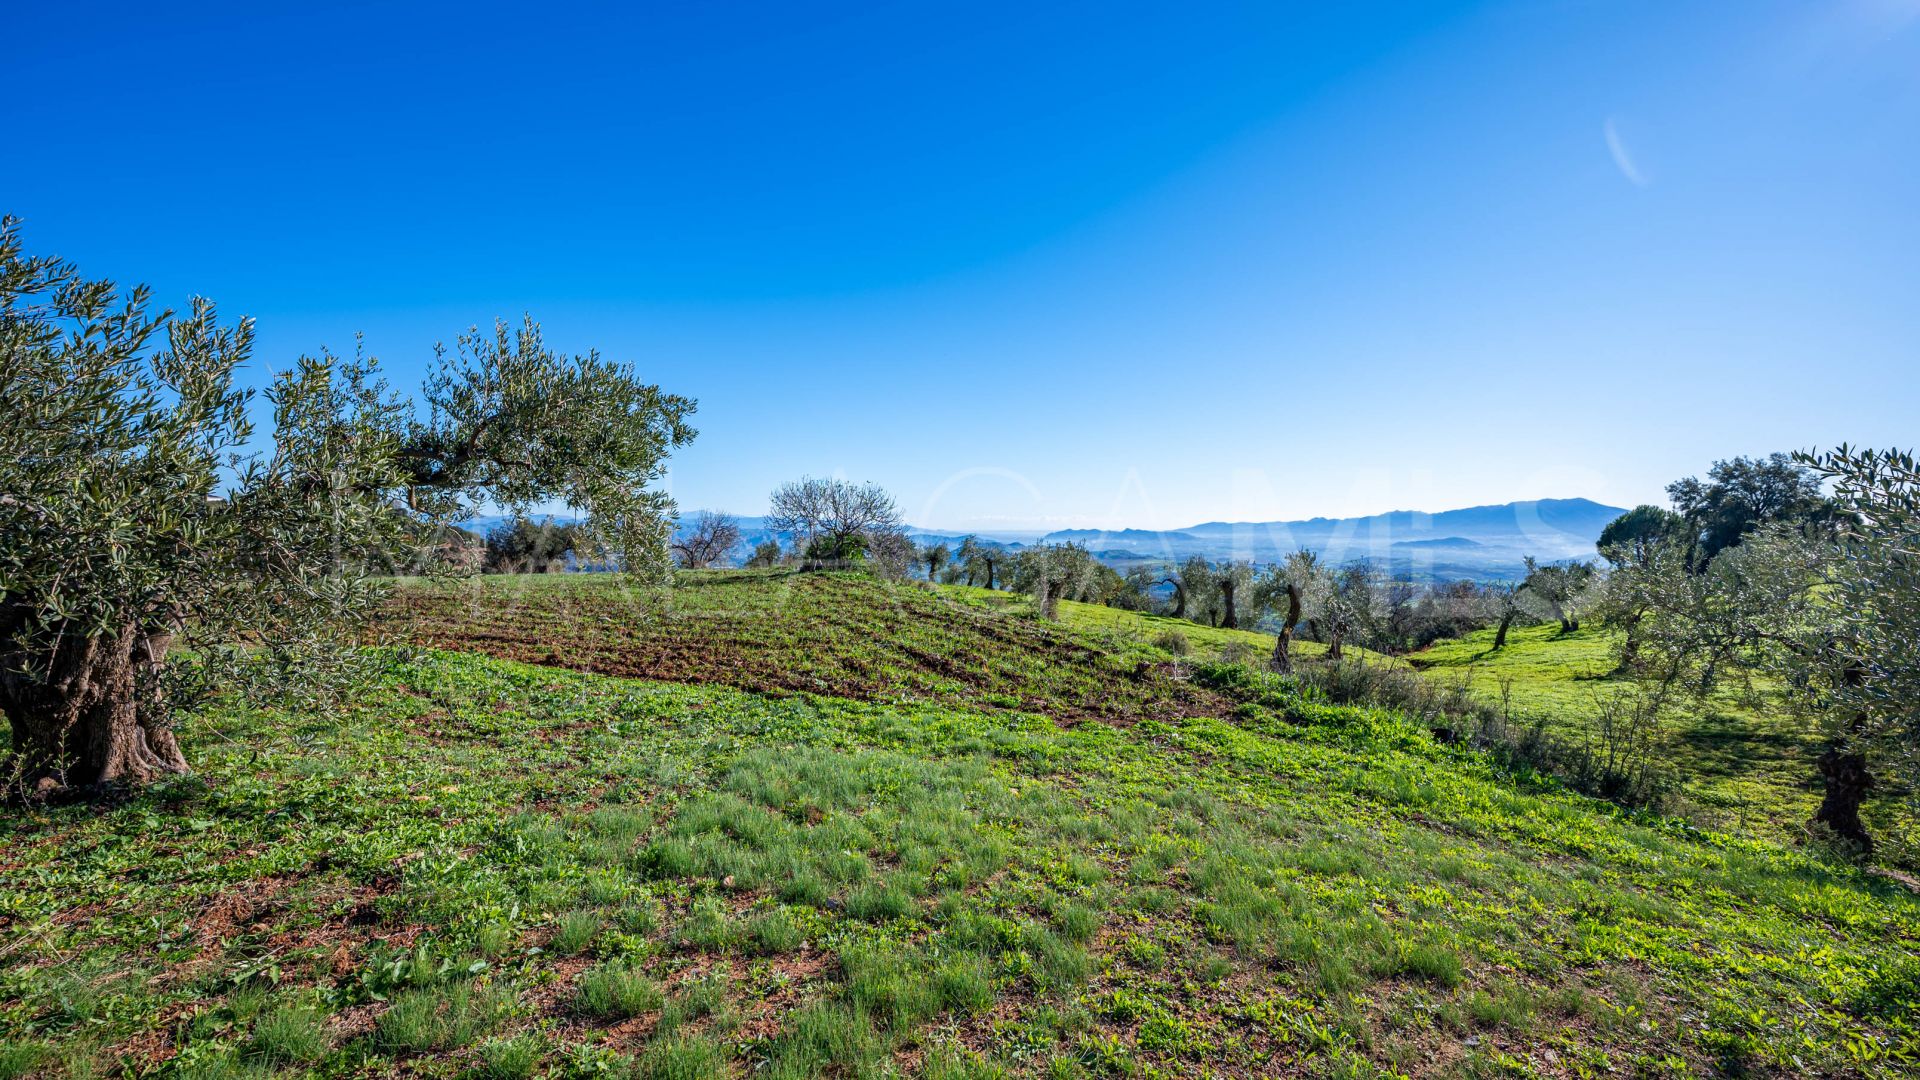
[1120,551,1561,663]
[912,535,1008,590]
[0,218,697,794]
[929,535,1553,664]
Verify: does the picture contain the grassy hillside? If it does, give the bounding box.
[932,584,1335,664]
[1409,624,1843,844]
[376,571,1233,725]
[2,571,1917,1078]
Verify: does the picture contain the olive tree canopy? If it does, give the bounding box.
[485,518,584,574]
[0,219,695,793]
[956,535,1001,590]
[1610,446,1917,855]
[1010,542,1112,619]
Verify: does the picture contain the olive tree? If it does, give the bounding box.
[1154,567,1188,620]
[1485,581,1528,650]
[1011,542,1106,619]
[1213,560,1255,630]
[918,542,950,582]
[1519,558,1600,633]
[1612,525,1868,846]
[485,518,582,573]
[1795,446,1919,854]
[0,219,696,793]
[1609,445,1918,858]
[1173,556,1221,626]
[956,535,1000,590]
[1112,566,1159,612]
[1252,550,1321,672]
[1316,565,1381,660]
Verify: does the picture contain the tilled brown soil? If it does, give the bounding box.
[374,571,1231,725]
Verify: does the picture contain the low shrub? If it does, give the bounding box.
[1151,629,1191,657]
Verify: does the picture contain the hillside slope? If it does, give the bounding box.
[1408,624,1866,846]
[932,582,1345,664]
[1,572,1915,1079]
[376,571,1234,725]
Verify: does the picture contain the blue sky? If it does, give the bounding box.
[10,1,1918,531]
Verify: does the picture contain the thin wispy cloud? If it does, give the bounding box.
[1604,116,1650,188]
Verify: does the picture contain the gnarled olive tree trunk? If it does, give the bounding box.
[1492,608,1517,650]
[1042,582,1065,620]
[1814,745,1873,855]
[1159,578,1186,620]
[1270,582,1302,673]
[2,625,186,791]
[1813,665,1876,855]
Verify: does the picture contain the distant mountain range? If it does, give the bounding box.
[1039,498,1625,579]
[466,497,1627,581]
[1392,536,1482,549]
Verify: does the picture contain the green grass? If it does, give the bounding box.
[1408,621,1870,843]
[549,908,604,955]
[374,981,504,1052]
[2,571,1917,1077]
[574,961,664,1021]
[473,1034,544,1079]
[938,580,1375,665]
[631,1034,729,1080]
[247,1000,329,1065]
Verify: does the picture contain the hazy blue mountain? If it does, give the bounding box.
[1044,528,1204,545]
[1392,536,1482,549]
[1037,498,1626,580]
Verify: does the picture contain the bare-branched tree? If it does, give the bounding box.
[865,530,917,580]
[672,511,743,569]
[765,477,904,567]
